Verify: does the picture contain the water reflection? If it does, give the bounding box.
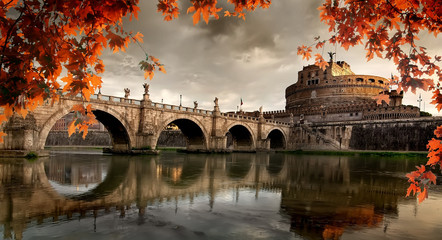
[45,155,110,196]
[0,153,434,239]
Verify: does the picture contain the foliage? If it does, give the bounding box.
[420,111,432,117]
[0,0,270,141]
[0,0,148,140]
[24,151,38,160]
[297,0,441,203]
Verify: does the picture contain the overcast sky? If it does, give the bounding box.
[98,1,441,115]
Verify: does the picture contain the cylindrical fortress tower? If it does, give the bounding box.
[285,61,390,113]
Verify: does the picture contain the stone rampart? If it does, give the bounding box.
[306,117,442,151]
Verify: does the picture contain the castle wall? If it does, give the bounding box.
[304,117,442,151]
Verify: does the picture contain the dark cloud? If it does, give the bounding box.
[96,0,441,115]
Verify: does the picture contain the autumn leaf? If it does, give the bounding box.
[0,132,6,143]
[132,32,144,43]
[0,114,7,123]
[297,45,312,61]
[67,121,76,137]
[406,184,420,197]
[314,54,329,70]
[422,171,437,185]
[373,93,390,105]
[418,187,428,203]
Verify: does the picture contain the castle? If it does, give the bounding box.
[263,61,420,123]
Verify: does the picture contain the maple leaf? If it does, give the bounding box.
[132,32,144,43]
[314,54,329,70]
[418,187,428,203]
[159,66,167,73]
[67,120,77,137]
[0,114,7,123]
[0,132,6,143]
[373,93,390,105]
[297,45,312,60]
[406,184,420,197]
[422,171,437,185]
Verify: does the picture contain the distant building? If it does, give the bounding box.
[50,113,106,131]
[263,61,420,123]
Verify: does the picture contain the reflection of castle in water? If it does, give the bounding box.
[0,154,414,239]
[280,155,403,239]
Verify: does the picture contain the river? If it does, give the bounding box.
[0,151,441,240]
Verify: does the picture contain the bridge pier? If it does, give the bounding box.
[208,136,228,152]
[0,114,49,157]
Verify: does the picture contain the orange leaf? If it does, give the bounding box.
[0,131,6,143]
[373,93,390,105]
[159,66,166,73]
[192,9,201,25]
[422,171,437,185]
[132,32,143,43]
[0,114,7,123]
[67,121,76,137]
[314,54,329,70]
[15,107,28,119]
[82,88,92,101]
[418,187,428,203]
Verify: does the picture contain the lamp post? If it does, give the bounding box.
[180,95,182,106]
[417,93,422,109]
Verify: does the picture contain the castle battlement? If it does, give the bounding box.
[264,62,421,123]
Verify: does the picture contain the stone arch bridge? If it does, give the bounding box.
[0,92,292,154]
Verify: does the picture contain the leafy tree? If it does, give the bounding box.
[0,0,270,139]
[297,0,441,202]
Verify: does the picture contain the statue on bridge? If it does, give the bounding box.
[213,97,220,112]
[124,88,130,99]
[194,101,198,109]
[143,83,149,94]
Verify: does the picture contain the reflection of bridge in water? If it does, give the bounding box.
[0,153,410,239]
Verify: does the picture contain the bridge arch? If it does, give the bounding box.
[265,128,287,150]
[224,123,256,151]
[38,104,136,151]
[155,116,209,151]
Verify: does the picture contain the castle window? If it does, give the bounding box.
[356,78,363,82]
[355,112,359,116]
[350,113,353,116]
[369,78,375,83]
[378,80,384,84]
[315,79,319,84]
[316,70,319,76]
[307,80,310,85]
[325,81,328,83]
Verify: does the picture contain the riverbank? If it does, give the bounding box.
[281,149,428,158]
[44,146,429,158]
